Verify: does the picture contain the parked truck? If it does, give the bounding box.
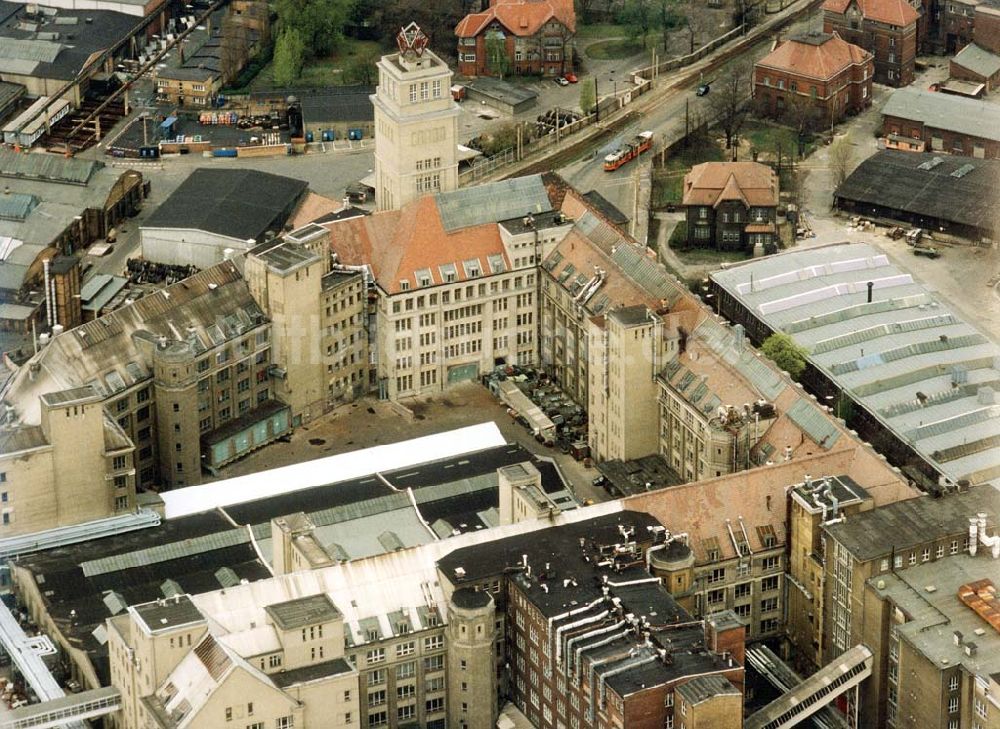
[603,131,653,171]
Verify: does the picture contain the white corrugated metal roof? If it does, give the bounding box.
[712,242,1000,488]
[161,422,507,518]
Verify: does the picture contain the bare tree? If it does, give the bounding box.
[829,137,855,189]
[707,62,751,153]
[220,11,252,85]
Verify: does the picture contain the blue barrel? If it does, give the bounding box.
[348,128,363,140]
[305,131,314,143]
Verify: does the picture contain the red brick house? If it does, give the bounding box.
[754,32,874,125]
[454,0,575,78]
[822,0,920,85]
[683,162,780,252]
[949,5,1000,92]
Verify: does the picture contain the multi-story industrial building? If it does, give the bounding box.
[245,224,370,422]
[91,470,600,729]
[862,550,1000,729]
[0,385,135,536]
[438,511,747,729]
[107,593,359,729]
[817,486,1000,724]
[1,262,282,504]
[656,318,781,483]
[319,175,573,400]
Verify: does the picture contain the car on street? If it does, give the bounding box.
[554,76,569,86]
[696,83,710,96]
[563,72,578,83]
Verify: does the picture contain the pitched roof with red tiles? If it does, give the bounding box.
[756,31,873,80]
[455,0,575,38]
[319,196,509,295]
[682,162,779,208]
[625,447,915,562]
[823,0,919,28]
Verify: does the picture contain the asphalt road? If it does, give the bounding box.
[557,8,822,220]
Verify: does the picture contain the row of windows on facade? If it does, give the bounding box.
[879,537,969,571]
[366,698,444,728]
[695,207,771,222]
[392,282,534,312]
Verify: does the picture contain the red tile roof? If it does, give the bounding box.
[959,579,1000,634]
[626,445,916,562]
[757,32,873,81]
[455,0,576,38]
[823,0,919,28]
[682,162,779,208]
[320,195,509,295]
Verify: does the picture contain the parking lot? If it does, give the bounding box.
[211,381,611,505]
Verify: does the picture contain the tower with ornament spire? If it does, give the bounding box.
[371,23,459,211]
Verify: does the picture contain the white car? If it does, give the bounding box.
[554,76,569,86]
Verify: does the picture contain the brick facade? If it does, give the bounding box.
[822,0,919,85]
[456,19,573,77]
[975,4,1000,53]
[455,0,575,78]
[754,32,874,126]
[882,112,1000,156]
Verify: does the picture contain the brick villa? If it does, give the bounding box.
[754,31,874,125]
[455,0,575,78]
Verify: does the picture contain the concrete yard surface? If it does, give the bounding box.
[210,381,609,505]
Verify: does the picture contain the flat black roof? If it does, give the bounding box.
[0,80,23,113]
[599,455,682,497]
[452,587,492,610]
[142,168,308,242]
[438,511,664,611]
[132,595,204,634]
[223,443,543,526]
[15,442,557,680]
[271,657,354,688]
[299,86,374,123]
[16,509,269,681]
[582,190,629,227]
[265,594,340,630]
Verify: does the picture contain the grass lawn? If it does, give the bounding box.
[576,22,628,39]
[251,38,383,90]
[743,121,816,161]
[674,247,751,266]
[652,136,725,208]
[585,38,644,59]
